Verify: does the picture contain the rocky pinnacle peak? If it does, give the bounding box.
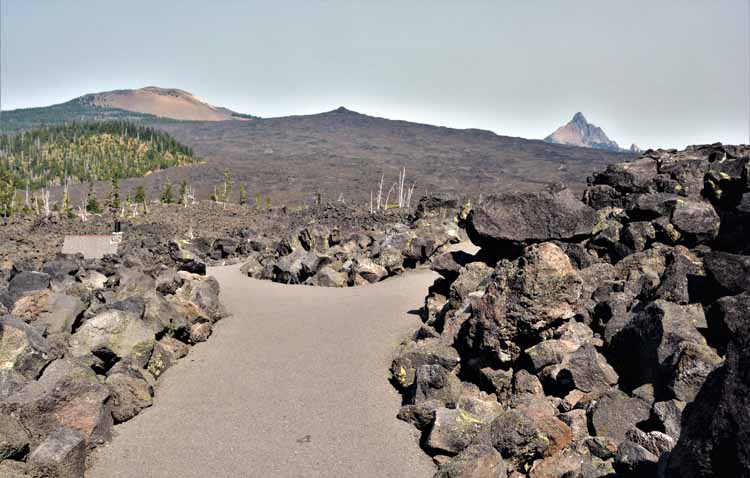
[571,112,587,124]
[545,112,620,152]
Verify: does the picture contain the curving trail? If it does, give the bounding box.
[87,263,438,478]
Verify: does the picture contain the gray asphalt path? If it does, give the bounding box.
[87,264,438,478]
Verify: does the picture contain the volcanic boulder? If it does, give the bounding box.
[666,292,750,477]
[466,187,597,251]
[0,317,54,380]
[460,243,583,364]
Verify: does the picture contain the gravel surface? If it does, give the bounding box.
[87,263,438,478]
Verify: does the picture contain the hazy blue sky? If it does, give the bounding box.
[1,0,748,148]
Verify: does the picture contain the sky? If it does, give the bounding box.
[1,0,748,149]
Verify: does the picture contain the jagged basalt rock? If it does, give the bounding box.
[70,309,156,369]
[434,443,506,478]
[409,364,463,408]
[666,290,750,477]
[539,342,619,395]
[466,187,597,251]
[590,158,658,194]
[474,409,553,467]
[392,143,750,477]
[0,414,30,461]
[449,262,493,308]
[652,399,685,441]
[460,242,583,364]
[12,291,84,335]
[608,299,709,390]
[665,341,723,402]
[391,338,460,390]
[234,202,462,287]
[589,389,651,444]
[105,364,155,423]
[26,427,86,478]
[0,317,54,381]
[0,248,229,474]
[8,271,51,298]
[614,440,659,476]
[703,250,750,296]
[426,408,488,455]
[147,337,189,378]
[1,374,113,448]
[305,266,348,287]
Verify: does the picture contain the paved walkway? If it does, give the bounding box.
[87,263,437,478]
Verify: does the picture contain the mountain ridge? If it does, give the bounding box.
[1,87,635,206]
[150,104,634,204]
[83,86,246,121]
[545,112,621,152]
[0,87,256,133]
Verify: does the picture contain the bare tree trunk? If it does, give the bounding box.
[406,182,417,208]
[376,173,384,210]
[79,196,88,222]
[384,182,397,210]
[62,177,69,212]
[42,190,50,217]
[398,167,406,208]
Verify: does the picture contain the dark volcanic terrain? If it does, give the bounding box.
[3,88,634,207]
[151,108,633,206]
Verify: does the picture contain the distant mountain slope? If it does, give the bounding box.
[0,121,194,190]
[545,112,620,151]
[148,107,635,205]
[0,87,254,133]
[86,87,244,121]
[0,97,166,133]
[1,92,636,206]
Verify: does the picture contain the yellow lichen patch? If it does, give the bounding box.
[148,355,166,378]
[458,409,484,425]
[396,366,407,385]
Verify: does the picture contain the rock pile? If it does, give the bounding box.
[236,199,464,287]
[0,253,225,477]
[391,143,750,477]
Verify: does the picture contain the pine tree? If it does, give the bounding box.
[62,178,70,214]
[161,181,173,204]
[134,184,146,204]
[86,184,102,214]
[108,177,121,213]
[179,179,188,206]
[0,165,15,217]
[0,121,194,192]
[238,184,247,205]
